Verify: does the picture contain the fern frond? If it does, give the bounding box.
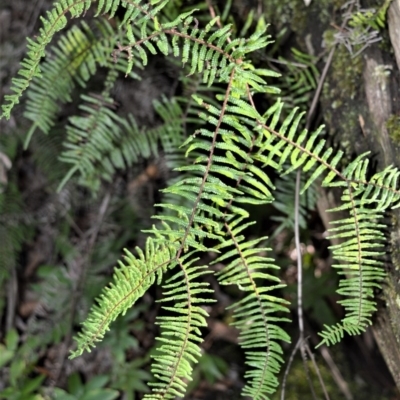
[28,2,396,394]
[251,102,400,347]
[23,19,120,146]
[215,219,290,399]
[252,100,345,192]
[70,237,176,358]
[277,48,319,110]
[349,0,392,31]
[120,10,274,88]
[5,0,400,398]
[318,160,400,346]
[1,0,174,119]
[58,90,122,191]
[58,83,183,191]
[146,262,214,399]
[317,322,365,347]
[0,0,93,119]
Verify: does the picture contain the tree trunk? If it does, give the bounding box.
[364,0,400,387]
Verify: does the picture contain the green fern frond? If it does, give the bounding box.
[317,160,400,346]
[146,262,214,399]
[252,105,400,348]
[0,0,93,119]
[253,101,343,192]
[120,10,273,88]
[349,0,392,31]
[317,322,365,347]
[124,16,235,85]
[104,22,291,397]
[58,80,183,191]
[215,220,290,399]
[23,19,121,147]
[326,211,386,333]
[70,236,177,358]
[277,48,319,110]
[1,0,174,120]
[362,164,400,210]
[58,91,122,191]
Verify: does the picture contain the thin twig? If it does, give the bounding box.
[205,0,232,45]
[281,337,302,400]
[305,342,331,400]
[305,46,335,130]
[294,172,304,340]
[319,345,353,400]
[294,169,318,400]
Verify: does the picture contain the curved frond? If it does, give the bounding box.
[70,235,177,358]
[317,161,400,346]
[58,93,183,191]
[23,19,121,146]
[215,219,290,399]
[1,0,91,119]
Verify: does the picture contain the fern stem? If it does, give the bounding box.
[344,182,364,326]
[176,68,236,259]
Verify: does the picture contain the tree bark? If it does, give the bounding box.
[368,0,400,388]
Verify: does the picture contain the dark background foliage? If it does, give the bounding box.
[0,0,399,399]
